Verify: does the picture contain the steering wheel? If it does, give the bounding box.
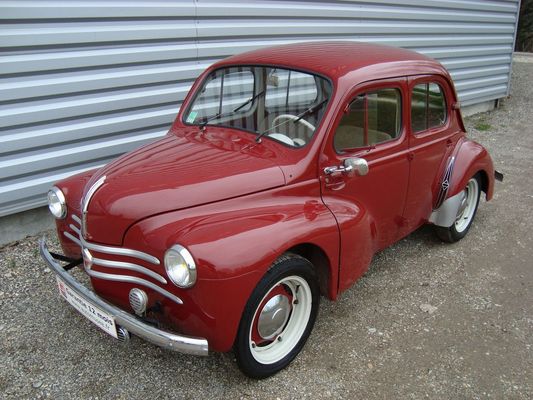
[271,114,316,133]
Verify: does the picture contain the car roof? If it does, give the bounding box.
[214,41,449,83]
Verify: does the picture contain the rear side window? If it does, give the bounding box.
[411,83,447,133]
[334,88,401,152]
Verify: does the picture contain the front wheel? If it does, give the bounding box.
[234,254,320,378]
[435,174,481,243]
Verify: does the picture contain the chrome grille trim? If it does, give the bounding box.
[64,231,81,246]
[69,224,80,235]
[84,268,183,305]
[70,212,160,265]
[92,256,167,284]
[80,236,160,265]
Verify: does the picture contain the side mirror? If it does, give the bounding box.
[343,157,369,176]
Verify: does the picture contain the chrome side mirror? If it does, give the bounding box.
[324,157,369,176]
[343,157,369,176]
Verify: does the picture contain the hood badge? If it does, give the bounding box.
[81,175,107,239]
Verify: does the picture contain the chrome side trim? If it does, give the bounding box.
[72,214,81,225]
[82,175,106,215]
[434,156,455,210]
[92,256,167,285]
[80,236,160,265]
[64,231,81,246]
[85,267,182,305]
[40,239,208,356]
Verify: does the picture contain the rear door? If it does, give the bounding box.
[401,75,456,235]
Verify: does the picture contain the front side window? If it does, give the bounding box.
[184,66,332,148]
[411,82,447,133]
[334,88,401,153]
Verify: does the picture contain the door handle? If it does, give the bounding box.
[324,157,369,176]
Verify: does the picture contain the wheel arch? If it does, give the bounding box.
[285,243,333,299]
[447,139,495,201]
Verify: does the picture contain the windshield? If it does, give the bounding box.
[183,66,332,148]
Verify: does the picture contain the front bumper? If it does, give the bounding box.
[39,238,209,356]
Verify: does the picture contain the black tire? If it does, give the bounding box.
[234,253,320,379]
[435,174,481,243]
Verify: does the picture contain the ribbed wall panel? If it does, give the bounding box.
[0,0,519,217]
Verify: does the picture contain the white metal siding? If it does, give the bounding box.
[0,0,520,217]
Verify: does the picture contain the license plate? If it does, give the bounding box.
[56,276,118,339]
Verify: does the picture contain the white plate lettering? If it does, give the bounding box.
[56,277,118,339]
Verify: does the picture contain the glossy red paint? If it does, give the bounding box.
[51,42,497,353]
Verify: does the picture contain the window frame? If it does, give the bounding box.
[333,86,404,155]
[181,64,334,149]
[409,77,449,137]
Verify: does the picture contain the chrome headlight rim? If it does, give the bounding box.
[47,186,67,219]
[164,244,197,288]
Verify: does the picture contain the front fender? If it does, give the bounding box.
[123,181,339,352]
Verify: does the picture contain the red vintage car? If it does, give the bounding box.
[40,41,502,378]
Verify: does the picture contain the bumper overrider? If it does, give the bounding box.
[39,238,209,356]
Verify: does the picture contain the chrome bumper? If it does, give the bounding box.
[39,238,209,356]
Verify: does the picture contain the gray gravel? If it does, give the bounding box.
[1,59,532,399]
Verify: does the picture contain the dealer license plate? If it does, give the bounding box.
[56,277,118,339]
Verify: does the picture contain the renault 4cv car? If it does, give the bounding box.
[40,42,502,378]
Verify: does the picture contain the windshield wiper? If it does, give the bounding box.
[199,90,266,129]
[255,98,328,143]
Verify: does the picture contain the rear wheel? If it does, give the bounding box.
[435,174,481,243]
[234,254,319,378]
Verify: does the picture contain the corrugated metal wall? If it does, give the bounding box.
[0,0,520,217]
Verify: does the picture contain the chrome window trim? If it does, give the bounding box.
[84,268,183,305]
[92,256,167,285]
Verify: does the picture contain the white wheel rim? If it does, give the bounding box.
[249,275,312,365]
[454,178,479,233]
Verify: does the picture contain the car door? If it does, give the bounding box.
[319,78,410,290]
[401,75,457,235]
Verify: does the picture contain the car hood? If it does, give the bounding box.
[82,130,286,245]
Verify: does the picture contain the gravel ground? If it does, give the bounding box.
[1,59,532,400]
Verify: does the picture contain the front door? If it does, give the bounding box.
[319,78,410,290]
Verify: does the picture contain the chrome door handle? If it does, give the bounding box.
[324,157,369,176]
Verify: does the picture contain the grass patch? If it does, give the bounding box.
[475,122,492,131]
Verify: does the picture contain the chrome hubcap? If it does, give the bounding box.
[257,294,291,340]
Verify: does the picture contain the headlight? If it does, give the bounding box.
[164,245,197,288]
[47,186,67,219]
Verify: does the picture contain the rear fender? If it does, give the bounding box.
[429,139,494,227]
[448,139,495,200]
